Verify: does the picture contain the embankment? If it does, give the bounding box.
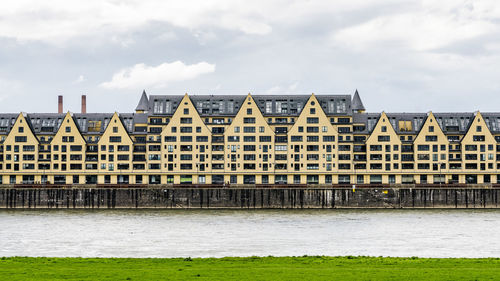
[1,187,499,209]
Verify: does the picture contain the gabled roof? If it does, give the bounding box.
[352,89,365,111]
[135,90,149,111]
[143,93,352,116]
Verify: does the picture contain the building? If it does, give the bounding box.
[0,90,498,185]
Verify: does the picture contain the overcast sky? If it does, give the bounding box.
[1,0,500,114]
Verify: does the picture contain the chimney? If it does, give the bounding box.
[58,95,63,114]
[81,95,87,114]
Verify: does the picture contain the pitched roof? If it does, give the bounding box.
[135,90,149,111]
[351,89,365,111]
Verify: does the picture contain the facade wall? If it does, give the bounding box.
[1,93,500,185]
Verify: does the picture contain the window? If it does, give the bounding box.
[275,145,287,151]
[234,126,240,133]
[18,127,24,133]
[473,135,485,142]
[307,127,319,133]
[113,126,118,133]
[307,117,319,124]
[180,118,192,124]
[265,101,272,113]
[323,136,335,142]
[244,136,255,142]
[259,136,271,142]
[418,145,429,151]
[15,136,27,142]
[310,108,316,114]
[247,108,252,115]
[381,126,387,132]
[109,136,122,142]
[65,126,71,132]
[180,127,192,133]
[378,136,390,142]
[243,127,255,133]
[425,136,438,142]
[196,136,208,142]
[243,145,255,151]
[477,125,482,132]
[429,126,434,132]
[244,117,255,124]
[184,108,189,114]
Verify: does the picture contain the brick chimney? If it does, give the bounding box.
[81,95,87,114]
[58,95,63,114]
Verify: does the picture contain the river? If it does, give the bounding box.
[1,209,499,258]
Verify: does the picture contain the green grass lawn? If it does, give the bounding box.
[1,256,500,280]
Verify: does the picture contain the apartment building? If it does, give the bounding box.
[0,90,499,185]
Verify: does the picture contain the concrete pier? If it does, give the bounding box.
[1,187,499,209]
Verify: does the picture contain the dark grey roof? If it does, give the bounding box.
[135,90,149,111]
[0,113,22,134]
[433,113,475,134]
[355,112,479,135]
[253,95,308,116]
[144,94,352,116]
[191,95,246,116]
[476,113,500,133]
[351,90,365,112]
[143,95,184,115]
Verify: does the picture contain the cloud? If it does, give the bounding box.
[74,75,85,83]
[0,0,403,43]
[100,61,215,89]
[332,1,499,52]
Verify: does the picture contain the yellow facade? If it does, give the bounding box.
[1,92,499,185]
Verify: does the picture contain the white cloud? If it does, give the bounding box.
[100,61,215,89]
[332,1,499,51]
[0,0,402,43]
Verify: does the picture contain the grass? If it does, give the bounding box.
[1,256,500,280]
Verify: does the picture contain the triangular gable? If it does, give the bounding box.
[366,112,401,144]
[50,112,86,145]
[98,112,134,145]
[162,93,211,135]
[226,93,274,134]
[413,112,448,145]
[289,94,337,134]
[461,111,496,144]
[4,113,39,145]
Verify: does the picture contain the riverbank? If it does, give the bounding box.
[1,187,499,209]
[1,256,499,280]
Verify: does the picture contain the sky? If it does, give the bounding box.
[1,0,500,114]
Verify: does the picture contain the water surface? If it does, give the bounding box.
[1,209,499,258]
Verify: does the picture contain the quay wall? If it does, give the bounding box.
[0,187,499,209]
